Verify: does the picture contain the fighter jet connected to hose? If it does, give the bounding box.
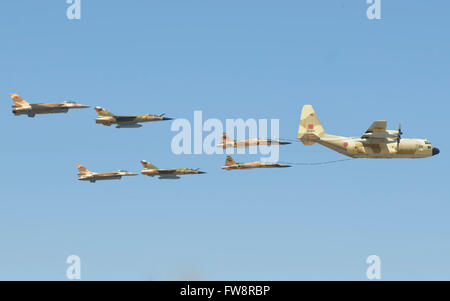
[10,93,89,117]
[76,164,137,183]
[94,106,172,128]
[140,160,206,180]
[217,133,291,149]
[297,105,440,158]
[221,156,291,170]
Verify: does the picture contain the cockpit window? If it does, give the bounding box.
[64,101,76,104]
[425,141,431,144]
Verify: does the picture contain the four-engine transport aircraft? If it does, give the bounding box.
[140,160,206,179]
[76,164,138,183]
[94,106,172,128]
[221,156,291,170]
[297,105,440,158]
[217,133,291,149]
[10,93,89,117]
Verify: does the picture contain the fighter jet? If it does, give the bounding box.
[221,156,291,170]
[217,133,291,149]
[10,93,89,117]
[297,105,440,158]
[95,106,172,128]
[140,160,206,179]
[76,164,137,183]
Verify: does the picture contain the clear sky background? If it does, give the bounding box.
[0,1,448,280]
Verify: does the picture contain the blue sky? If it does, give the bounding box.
[0,1,449,280]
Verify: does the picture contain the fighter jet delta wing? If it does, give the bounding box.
[95,106,172,128]
[140,160,206,180]
[10,93,89,117]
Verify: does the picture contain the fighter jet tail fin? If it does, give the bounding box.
[225,156,237,166]
[10,93,31,108]
[222,133,235,144]
[141,160,158,170]
[297,105,325,145]
[76,164,91,175]
[95,106,114,117]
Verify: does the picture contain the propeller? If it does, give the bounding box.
[396,123,403,149]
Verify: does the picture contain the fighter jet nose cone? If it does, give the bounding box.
[163,117,173,121]
[432,147,440,156]
[197,171,206,174]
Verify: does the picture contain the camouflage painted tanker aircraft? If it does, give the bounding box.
[297,105,440,158]
[10,93,89,117]
[221,156,291,170]
[77,164,137,183]
[217,133,291,148]
[95,106,172,128]
[140,160,206,180]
